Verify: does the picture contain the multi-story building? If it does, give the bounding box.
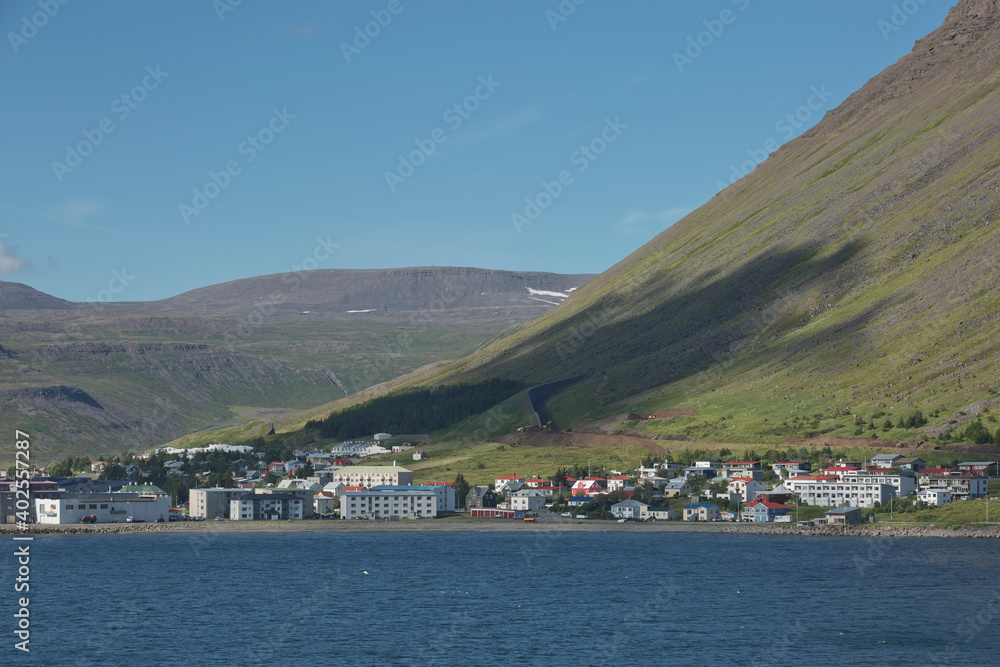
[682,503,721,521]
[957,462,998,476]
[341,486,438,520]
[920,475,988,500]
[510,489,546,511]
[721,461,763,481]
[422,482,457,512]
[785,476,893,508]
[0,479,62,523]
[230,493,304,520]
[331,465,413,488]
[839,470,915,497]
[189,487,247,519]
[728,477,765,502]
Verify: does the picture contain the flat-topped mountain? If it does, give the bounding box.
[127,267,586,316]
[0,268,592,460]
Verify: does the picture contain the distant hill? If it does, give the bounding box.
[134,267,587,316]
[416,0,1000,444]
[0,282,72,311]
[0,268,592,460]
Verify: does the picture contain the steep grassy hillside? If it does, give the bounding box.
[420,0,1000,444]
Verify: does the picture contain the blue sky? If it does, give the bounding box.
[1,0,956,302]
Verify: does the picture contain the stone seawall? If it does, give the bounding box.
[3,521,998,537]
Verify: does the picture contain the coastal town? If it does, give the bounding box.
[3,435,996,528]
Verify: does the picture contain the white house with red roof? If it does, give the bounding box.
[494,475,525,495]
[728,477,765,502]
[268,461,286,474]
[525,477,549,488]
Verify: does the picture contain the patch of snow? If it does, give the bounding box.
[525,287,569,298]
[346,309,376,313]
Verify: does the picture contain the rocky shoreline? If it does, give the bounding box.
[3,521,998,538]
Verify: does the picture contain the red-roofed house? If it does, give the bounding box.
[525,477,549,488]
[495,475,525,494]
[269,461,286,474]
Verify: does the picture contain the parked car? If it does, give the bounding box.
[79,515,97,524]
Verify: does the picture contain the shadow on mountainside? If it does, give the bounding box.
[479,240,886,400]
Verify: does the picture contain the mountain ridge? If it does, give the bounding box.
[0,267,593,460]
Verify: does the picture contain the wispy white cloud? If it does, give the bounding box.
[0,240,33,276]
[0,199,117,234]
[613,207,691,228]
[626,74,646,87]
[450,105,546,146]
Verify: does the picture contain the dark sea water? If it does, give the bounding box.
[4,531,999,666]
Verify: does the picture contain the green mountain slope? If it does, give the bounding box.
[422,0,1000,443]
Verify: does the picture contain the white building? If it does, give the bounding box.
[329,441,389,458]
[35,493,169,524]
[785,476,893,508]
[728,477,765,502]
[321,481,347,497]
[510,489,546,511]
[611,499,647,520]
[189,487,248,519]
[839,470,915,497]
[332,465,413,488]
[917,489,952,506]
[341,487,438,520]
